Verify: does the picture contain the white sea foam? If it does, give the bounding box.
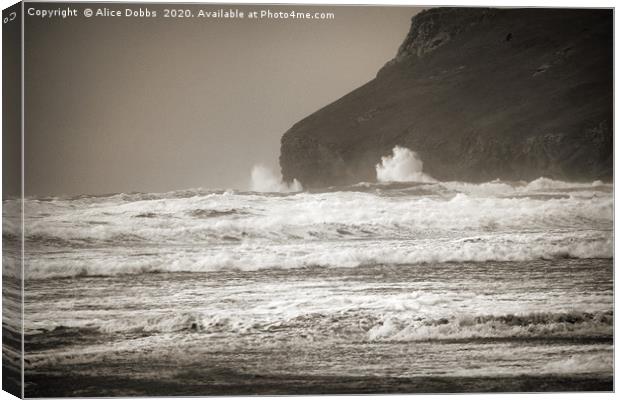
[26,303,613,345]
[367,311,613,342]
[98,312,232,334]
[14,176,612,279]
[24,231,611,279]
[542,353,612,374]
[376,146,436,183]
[19,188,612,244]
[441,177,612,197]
[23,247,613,379]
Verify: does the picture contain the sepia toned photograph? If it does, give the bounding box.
[2,1,614,397]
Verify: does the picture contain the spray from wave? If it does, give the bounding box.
[376,146,436,183]
[250,165,303,193]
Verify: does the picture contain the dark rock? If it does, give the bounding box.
[279,8,612,187]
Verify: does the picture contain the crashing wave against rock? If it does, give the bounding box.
[279,8,612,188]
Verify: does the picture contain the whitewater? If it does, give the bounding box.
[12,177,612,279]
[5,154,613,394]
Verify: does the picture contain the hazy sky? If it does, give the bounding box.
[25,4,420,196]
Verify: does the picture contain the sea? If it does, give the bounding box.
[3,177,613,395]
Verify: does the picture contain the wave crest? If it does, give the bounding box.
[376,146,436,183]
[250,165,302,193]
[368,311,613,342]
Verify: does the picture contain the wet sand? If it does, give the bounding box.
[26,370,613,397]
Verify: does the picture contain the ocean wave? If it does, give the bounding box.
[9,177,611,206]
[97,312,246,334]
[26,310,612,344]
[15,181,612,247]
[24,231,611,279]
[541,353,612,374]
[441,177,610,197]
[367,311,613,342]
[12,177,614,280]
[23,303,613,372]
[28,312,284,339]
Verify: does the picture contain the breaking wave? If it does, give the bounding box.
[542,353,612,375]
[376,146,436,183]
[24,233,611,279]
[250,164,302,193]
[17,189,612,245]
[367,311,613,342]
[9,174,611,280]
[26,310,613,343]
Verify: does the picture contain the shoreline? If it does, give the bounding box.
[25,371,613,397]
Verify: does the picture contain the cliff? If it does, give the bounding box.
[279,8,613,187]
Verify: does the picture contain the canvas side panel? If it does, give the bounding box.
[2,2,23,398]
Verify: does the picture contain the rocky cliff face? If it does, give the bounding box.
[280,8,612,187]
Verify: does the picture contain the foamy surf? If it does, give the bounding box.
[15,175,613,391]
[9,176,611,279]
[22,232,611,279]
[24,260,613,380]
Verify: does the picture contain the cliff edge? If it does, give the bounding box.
[279,8,612,187]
